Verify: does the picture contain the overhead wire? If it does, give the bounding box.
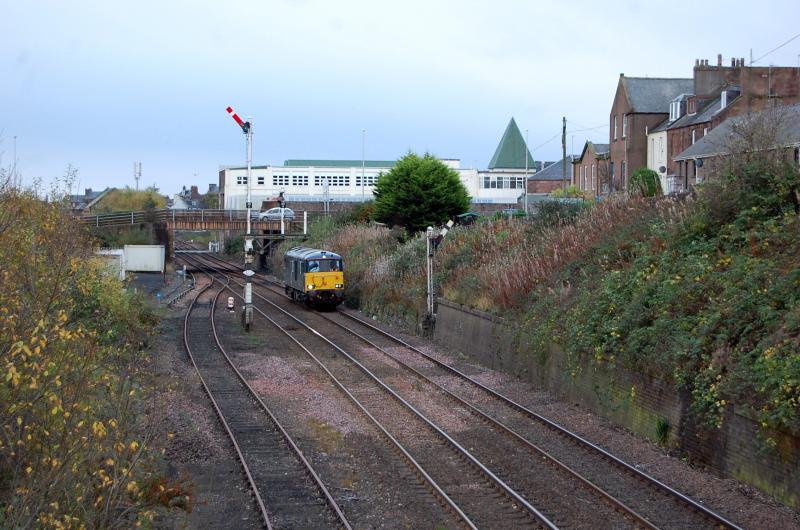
[752,31,800,64]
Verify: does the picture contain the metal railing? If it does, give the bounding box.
[79,208,319,233]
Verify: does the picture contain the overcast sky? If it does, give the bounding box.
[2,0,799,195]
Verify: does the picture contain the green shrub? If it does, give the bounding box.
[628,167,661,197]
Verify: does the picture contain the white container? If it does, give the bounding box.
[124,245,165,272]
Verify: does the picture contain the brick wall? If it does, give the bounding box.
[434,298,800,508]
[528,180,563,193]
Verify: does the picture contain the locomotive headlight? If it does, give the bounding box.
[335,284,343,288]
[307,284,315,290]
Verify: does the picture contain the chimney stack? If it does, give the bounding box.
[695,58,700,66]
[741,57,745,67]
[717,54,722,66]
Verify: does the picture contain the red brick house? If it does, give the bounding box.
[608,75,693,192]
[572,141,609,198]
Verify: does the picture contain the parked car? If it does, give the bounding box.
[258,207,294,221]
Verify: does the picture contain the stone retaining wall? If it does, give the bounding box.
[434,298,800,508]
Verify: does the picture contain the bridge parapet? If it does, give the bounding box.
[80,209,316,236]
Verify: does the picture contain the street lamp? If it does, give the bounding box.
[361,128,366,200]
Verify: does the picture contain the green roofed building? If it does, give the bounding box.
[218,118,556,210]
[488,118,536,170]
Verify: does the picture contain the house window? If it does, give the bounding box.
[613,115,618,140]
[703,127,708,137]
[292,175,308,186]
[257,176,265,185]
[622,114,627,138]
[236,175,248,185]
[483,176,490,188]
[272,175,289,186]
[591,164,596,190]
[691,130,696,145]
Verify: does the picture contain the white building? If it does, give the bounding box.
[218,118,540,209]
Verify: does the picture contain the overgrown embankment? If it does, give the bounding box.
[282,158,799,440]
[0,191,185,527]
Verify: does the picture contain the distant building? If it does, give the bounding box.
[176,185,202,208]
[526,155,573,194]
[69,187,111,213]
[572,142,609,197]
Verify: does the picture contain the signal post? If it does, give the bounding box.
[227,106,255,331]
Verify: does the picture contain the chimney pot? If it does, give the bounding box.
[741,57,745,66]
[731,58,735,67]
[717,54,722,66]
[695,58,700,66]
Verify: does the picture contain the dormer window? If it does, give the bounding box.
[670,101,679,121]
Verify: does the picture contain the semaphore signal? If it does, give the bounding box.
[226,106,250,133]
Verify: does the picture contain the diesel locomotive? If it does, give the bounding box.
[283,247,344,309]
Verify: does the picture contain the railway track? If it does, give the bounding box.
[181,253,549,528]
[179,251,745,529]
[183,271,351,530]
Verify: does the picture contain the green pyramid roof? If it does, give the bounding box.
[488,118,535,169]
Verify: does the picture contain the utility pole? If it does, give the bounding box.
[133,162,142,190]
[227,106,255,331]
[12,136,17,187]
[524,128,529,215]
[361,128,366,200]
[561,117,567,191]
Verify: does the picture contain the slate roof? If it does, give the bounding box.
[574,142,609,162]
[675,103,800,161]
[488,118,535,169]
[529,156,575,181]
[69,188,110,211]
[650,117,671,133]
[667,97,722,130]
[622,77,694,113]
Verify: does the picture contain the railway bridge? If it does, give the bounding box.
[80,208,311,261]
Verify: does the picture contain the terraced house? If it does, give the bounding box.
[662,56,800,192]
